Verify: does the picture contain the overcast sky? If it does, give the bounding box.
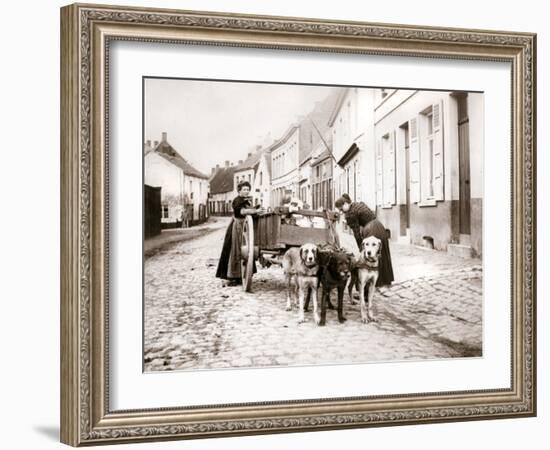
[144,78,338,174]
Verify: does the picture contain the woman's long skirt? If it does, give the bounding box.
[360,219,395,287]
[215,218,257,280]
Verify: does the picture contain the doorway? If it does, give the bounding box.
[456,93,471,235]
[399,122,411,233]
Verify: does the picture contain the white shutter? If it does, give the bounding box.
[385,131,396,206]
[409,118,420,203]
[376,140,383,206]
[432,101,444,200]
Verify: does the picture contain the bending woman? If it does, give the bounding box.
[334,194,394,287]
[216,181,259,286]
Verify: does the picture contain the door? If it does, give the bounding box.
[457,94,471,235]
[405,127,411,229]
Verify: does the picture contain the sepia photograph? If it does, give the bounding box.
[143,78,483,372]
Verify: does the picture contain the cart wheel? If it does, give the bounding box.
[240,215,255,292]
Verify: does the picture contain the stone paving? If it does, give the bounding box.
[144,217,483,372]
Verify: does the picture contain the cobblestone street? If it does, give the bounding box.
[144,217,482,372]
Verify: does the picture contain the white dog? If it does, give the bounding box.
[282,243,320,324]
[357,236,382,323]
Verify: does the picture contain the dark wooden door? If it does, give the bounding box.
[457,94,471,235]
[404,126,411,229]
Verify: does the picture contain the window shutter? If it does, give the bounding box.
[409,118,420,203]
[376,140,383,206]
[384,131,396,206]
[432,101,444,200]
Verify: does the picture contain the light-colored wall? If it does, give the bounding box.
[375,90,458,203]
[253,154,272,207]
[271,128,299,181]
[468,93,484,199]
[145,152,209,222]
[271,128,300,205]
[331,88,376,208]
[144,152,184,203]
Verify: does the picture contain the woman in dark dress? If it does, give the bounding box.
[334,194,394,287]
[216,181,259,286]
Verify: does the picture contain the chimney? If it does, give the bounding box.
[146,140,151,147]
[153,140,159,147]
[216,164,220,171]
[211,167,216,175]
[225,160,230,168]
[161,132,167,142]
[238,160,243,165]
[247,152,252,158]
[256,145,262,152]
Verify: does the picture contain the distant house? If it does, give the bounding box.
[270,90,340,207]
[269,125,300,207]
[328,87,377,208]
[298,150,313,208]
[253,150,272,207]
[309,133,334,211]
[233,148,272,206]
[144,132,210,227]
[209,162,236,216]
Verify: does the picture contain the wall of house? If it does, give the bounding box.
[468,93,484,257]
[331,89,377,209]
[144,152,184,202]
[144,152,184,224]
[271,128,300,205]
[210,192,233,215]
[187,175,209,224]
[298,163,312,206]
[253,155,272,207]
[374,91,457,247]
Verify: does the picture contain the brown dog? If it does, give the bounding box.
[282,243,320,324]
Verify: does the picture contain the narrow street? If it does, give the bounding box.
[144,217,482,372]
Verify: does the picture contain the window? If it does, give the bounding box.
[420,103,443,202]
[407,102,445,205]
[376,133,396,207]
[259,171,263,185]
[162,204,169,219]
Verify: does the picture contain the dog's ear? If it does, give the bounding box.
[317,250,329,266]
[377,239,382,257]
[299,246,305,262]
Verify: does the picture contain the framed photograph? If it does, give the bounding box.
[60,3,536,446]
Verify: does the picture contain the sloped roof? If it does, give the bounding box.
[327,88,350,127]
[210,166,236,194]
[311,148,332,166]
[153,140,209,180]
[143,141,154,155]
[234,149,264,172]
[298,89,341,163]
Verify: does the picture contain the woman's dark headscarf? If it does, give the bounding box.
[237,181,251,192]
[335,193,353,209]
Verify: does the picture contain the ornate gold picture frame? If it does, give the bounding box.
[60,3,536,446]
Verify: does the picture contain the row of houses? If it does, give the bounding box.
[209,87,483,258]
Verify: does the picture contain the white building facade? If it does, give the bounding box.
[270,126,300,206]
[373,89,483,256]
[328,88,377,208]
[144,133,210,227]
